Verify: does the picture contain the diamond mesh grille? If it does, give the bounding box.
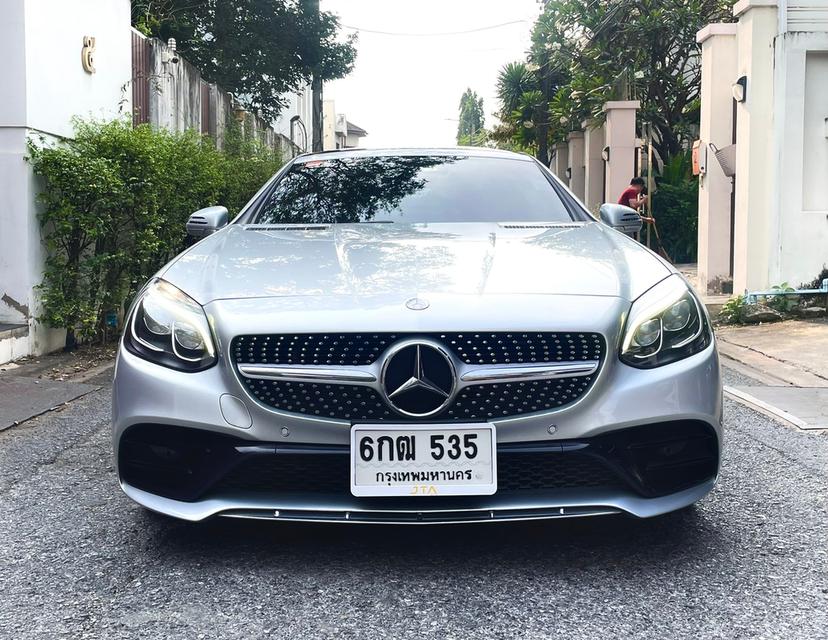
[232,332,603,366]
[232,332,605,421]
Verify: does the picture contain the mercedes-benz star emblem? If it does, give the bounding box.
[381,342,456,417]
[405,297,429,311]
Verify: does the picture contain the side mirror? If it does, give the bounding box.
[186,206,229,238]
[598,203,642,235]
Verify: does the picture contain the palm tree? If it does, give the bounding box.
[496,62,537,117]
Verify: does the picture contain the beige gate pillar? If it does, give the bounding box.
[733,1,778,293]
[603,101,640,206]
[567,131,585,201]
[553,142,569,184]
[697,23,738,294]
[583,120,605,214]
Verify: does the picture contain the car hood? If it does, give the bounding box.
[160,221,672,304]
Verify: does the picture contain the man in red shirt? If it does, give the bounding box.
[618,177,648,210]
[618,177,655,230]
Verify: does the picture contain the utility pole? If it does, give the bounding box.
[304,0,323,151]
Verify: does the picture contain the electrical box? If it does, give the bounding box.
[692,140,705,176]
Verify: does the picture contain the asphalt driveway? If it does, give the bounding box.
[0,368,826,639]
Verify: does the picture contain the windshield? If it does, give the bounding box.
[252,155,576,224]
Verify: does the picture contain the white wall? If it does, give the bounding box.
[0,0,30,326]
[771,30,828,288]
[24,0,132,138]
[272,84,312,152]
[0,0,132,357]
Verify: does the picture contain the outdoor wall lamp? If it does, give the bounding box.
[565,167,572,179]
[162,38,180,65]
[732,76,747,103]
[601,146,610,162]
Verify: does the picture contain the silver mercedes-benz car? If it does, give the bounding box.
[113,147,721,524]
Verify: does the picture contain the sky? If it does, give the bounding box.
[322,0,541,148]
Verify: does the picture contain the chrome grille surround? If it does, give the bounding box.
[232,332,605,421]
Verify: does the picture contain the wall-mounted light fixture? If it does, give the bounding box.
[162,38,180,65]
[732,75,747,103]
[601,146,610,162]
[565,167,572,179]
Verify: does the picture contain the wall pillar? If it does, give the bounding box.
[602,101,640,206]
[696,23,738,295]
[733,1,778,293]
[583,120,605,213]
[567,131,585,201]
[553,142,569,184]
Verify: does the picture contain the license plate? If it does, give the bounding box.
[350,424,497,497]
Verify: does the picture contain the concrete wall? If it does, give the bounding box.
[553,142,568,184]
[603,101,640,206]
[0,0,132,358]
[144,36,300,158]
[697,24,738,295]
[583,121,606,213]
[322,100,337,150]
[732,2,777,292]
[567,132,585,201]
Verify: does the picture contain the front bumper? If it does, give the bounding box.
[112,330,723,523]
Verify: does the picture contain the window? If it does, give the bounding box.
[253,155,576,225]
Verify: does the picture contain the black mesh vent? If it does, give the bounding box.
[213,450,622,497]
[232,332,604,367]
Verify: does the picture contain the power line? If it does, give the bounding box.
[341,19,529,37]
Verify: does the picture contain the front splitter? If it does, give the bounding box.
[121,479,716,523]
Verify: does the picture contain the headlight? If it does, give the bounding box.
[620,275,711,368]
[125,279,217,371]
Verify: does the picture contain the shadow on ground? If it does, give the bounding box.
[141,505,722,571]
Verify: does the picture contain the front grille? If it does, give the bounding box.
[232,332,604,366]
[245,380,393,421]
[233,334,400,367]
[213,450,622,497]
[233,332,604,421]
[444,378,594,420]
[242,376,595,422]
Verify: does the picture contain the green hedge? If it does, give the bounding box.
[28,118,282,346]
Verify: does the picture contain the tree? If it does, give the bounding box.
[495,0,733,161]
[456,89,485,146]
[131,0,357,122]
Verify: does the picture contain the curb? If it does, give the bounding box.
[722,385,815,430]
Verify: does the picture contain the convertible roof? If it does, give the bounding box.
[295,147,535,163]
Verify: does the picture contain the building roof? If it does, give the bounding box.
[346,121,368,137]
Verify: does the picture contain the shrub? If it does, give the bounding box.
[718,294,747,324]
[651,151,698,264]
[28,118,282,346]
